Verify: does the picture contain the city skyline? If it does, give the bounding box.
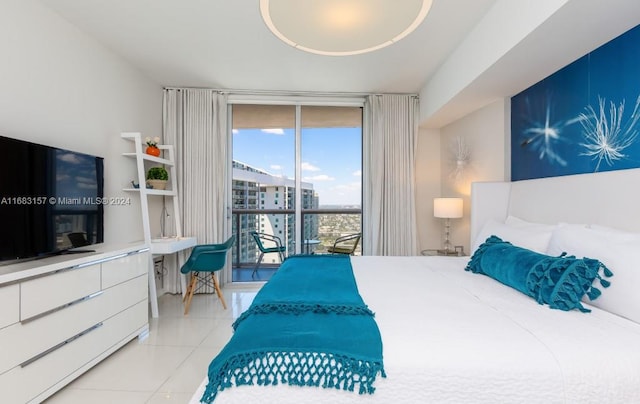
[232,126,362,206]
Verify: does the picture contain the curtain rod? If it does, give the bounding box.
[162,86,418,98]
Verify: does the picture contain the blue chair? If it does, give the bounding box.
[250,231,286,278]
[180,235,235,315]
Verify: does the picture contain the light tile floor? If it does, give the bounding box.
[45,285,261,404]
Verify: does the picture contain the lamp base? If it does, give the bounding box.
[437,249,460,256]
[436,245,465,256]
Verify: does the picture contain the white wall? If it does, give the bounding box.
[415,127,442,252]
[419,0,570,128]
[0,0,162,244]
[438,98,510,253]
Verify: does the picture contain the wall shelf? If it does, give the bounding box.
[121,132,194,318]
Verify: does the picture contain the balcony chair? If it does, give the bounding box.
[180,235,235,315]
[327,233,361,255]
[250,231,286,278]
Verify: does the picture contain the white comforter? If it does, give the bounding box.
[191,256,640,403]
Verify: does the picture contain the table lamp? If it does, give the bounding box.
[434,197,463,254]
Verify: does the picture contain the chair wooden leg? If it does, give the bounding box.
[212,272,227,310]
[183,273,198,315]
[183,275,193,302]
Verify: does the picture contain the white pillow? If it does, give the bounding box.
[504,215,556,232]
[589,224,637,236]
[471,218,554,255]
[547,224,640,324]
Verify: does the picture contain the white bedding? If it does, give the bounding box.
[191,256,640,403]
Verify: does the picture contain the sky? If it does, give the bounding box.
[232,127,362,206]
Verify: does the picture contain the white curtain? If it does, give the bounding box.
[362,94,419,256]
[162,88,230,293]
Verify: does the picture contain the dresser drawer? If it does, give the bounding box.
[0,274,147,375]
[1,300,148,404]
[0,284,19,329]
[102,250,149,289]
[20,263,101,320]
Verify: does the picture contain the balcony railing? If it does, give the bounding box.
[231,208,361,281]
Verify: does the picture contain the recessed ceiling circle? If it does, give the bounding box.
[259,0,433,56]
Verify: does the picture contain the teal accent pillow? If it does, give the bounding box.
[465,236,613,312]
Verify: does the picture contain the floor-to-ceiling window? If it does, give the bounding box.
[230,103,362,282]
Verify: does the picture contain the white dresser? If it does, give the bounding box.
[0,243,149,403]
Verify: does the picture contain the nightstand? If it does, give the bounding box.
[421,245,465,256]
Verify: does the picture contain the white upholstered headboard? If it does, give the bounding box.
[470,168,640,245]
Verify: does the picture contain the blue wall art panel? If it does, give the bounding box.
[511,24,640,181]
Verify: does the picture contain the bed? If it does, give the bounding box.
[191,168,640,403]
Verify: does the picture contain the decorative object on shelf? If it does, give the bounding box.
[434,197,463,254]
[450,136,471,183]
[145,136,161,156]
[130,180,151,189]
[146,166,168,190]
[147,180,166,190]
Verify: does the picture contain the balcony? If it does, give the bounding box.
[231,208,361,282]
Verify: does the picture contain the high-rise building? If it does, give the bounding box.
[232,161,318,265]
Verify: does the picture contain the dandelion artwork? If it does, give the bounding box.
[450,136,471,183]
[578,95,640,172]
[510,23,640,181]
[518,97,581,168]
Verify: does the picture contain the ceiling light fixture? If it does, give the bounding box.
[259,0,433,56]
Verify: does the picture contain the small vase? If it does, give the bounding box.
[146,146,161,157]
[146,179,167,190]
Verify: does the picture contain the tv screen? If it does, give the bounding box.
[0,135,104,264]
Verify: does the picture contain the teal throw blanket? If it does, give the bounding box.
[232,255,375,330]
[201,255,386,403]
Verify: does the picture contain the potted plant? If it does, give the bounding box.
[146,166,169,190]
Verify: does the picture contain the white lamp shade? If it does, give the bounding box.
[434,198,463,219]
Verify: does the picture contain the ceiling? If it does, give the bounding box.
[37,0,640,128]
[35,1,495,91]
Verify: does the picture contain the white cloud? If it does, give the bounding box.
[232,129,239,135]
[270,164,282,170]
[352,169,361,177]
[334,181,361,191]
[314,181,362,206]
[71,175,97,189]
[301,162,320,172]
[303,174,335,181]
[261,128,285,135]
[57,153,83,164]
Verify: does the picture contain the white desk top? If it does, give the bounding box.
[150,237,197,255]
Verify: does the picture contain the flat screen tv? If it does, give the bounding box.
[0,135,104,264]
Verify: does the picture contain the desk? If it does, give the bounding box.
[151,236,197,254]
[148,237,197,317]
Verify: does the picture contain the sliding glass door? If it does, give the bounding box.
[230,103,362,282]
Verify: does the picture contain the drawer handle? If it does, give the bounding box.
[70,248,149,269]
[20,291,104,324]
[14,248,150,284]
[20,322,103,368]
